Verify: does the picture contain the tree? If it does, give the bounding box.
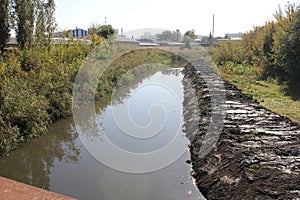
[181,29,197,49]
[270,3,297,83]
[208,32,213,45]
[171,29,182,42]
[184,29,197,40]
[88,23,101,35]
[224,34,231,39]
[156,29,182,42]
[273,5,283,21]
[13,0,35,50]
[35,0,47,47]
[285,8,300,96]
[156,30,172,41]
[45,0,56,51]
[263,23,275,55]
[97,25,115,39]
[182,35,191,49]
[261,22,277,78]
[0,0,11,52]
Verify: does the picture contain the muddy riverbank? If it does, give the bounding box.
[183,63,300,200]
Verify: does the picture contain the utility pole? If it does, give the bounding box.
[105,16,107,25]
[212,14,215,38]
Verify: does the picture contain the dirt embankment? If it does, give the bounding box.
[183,63,300,200]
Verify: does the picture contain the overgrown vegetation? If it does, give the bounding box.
[210,3,300,123]
[0,36,186,156]
[211,3,300,99]
[0,43,91,155]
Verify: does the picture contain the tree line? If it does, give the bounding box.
[0,0,56,52]
[0,0,92,155]
[212,3,300,97]
[155,29,198,49]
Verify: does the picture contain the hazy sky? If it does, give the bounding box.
[55,0,298,37]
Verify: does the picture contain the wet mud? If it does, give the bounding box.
[183,63,300,200]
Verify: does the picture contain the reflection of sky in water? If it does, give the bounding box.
[98,71,184,153]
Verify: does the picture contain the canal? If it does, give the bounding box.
[0,67,205,200]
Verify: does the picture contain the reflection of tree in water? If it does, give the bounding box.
[74,48,187,139]
[0,119,80,190]
[112,66,183,105]
[110,64,170,106]
[77,66,184,140]
[161,68,182,76]
[96,48,187,105]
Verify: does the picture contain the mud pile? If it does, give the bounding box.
[183,63,300,200]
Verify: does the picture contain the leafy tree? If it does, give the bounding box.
[156,30,172,41]
[181,29,198,48]
[171,29,182,42]
[208,32,214,45]
[0,0,11,52]
[97,25,115,39]
[263,23,275,55]
[184,29,197,40]
[224,34,231,39]
[210,2,300,98]
[270,3,296,83]
[156,29,183,42]
[182,35,191,49]
[45,0,56,51]
[273,5,283,21]
[285,8,300,95]
[35,0,47,47]
[261,23,277,78]
[88,23,101,35]
[13,0,35,50]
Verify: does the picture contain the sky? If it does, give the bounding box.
[55,0,298,37]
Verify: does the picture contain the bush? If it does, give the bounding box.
[0,114,20,155]
[0,43,92,156]
[1,77,50,139]
[211,3,300,97]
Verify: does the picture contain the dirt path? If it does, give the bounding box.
[183,63,300,200]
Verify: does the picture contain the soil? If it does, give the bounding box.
[183,63,300,200]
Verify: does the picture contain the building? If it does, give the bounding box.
[140,32,156,39]
[72,28,88,38]
[224,32,243,40]
[114,29,119,35]
[116,36,140,46]
[54,27,88,38]
[138,39,160,47]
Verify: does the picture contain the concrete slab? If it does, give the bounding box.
[0,177,75,200]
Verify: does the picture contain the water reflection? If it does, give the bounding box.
[76,67,191,173]
[0,119,80,190]
[0,68,205,200]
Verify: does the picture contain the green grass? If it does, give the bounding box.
[220,66,300,125]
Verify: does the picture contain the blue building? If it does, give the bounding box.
[72,28,88,38]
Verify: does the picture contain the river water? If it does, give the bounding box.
[0,67,204,200]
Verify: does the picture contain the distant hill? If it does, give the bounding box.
[123,28,167,39]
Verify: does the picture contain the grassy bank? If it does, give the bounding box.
[217,62,300,124]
